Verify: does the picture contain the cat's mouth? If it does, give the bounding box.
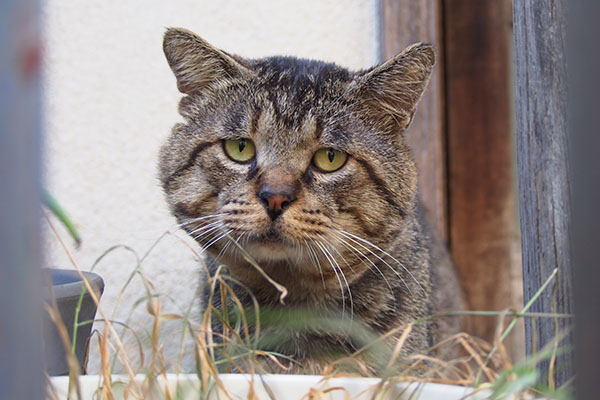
[240,228,302,262]
[253,228,290,246]
[261,229,281,241]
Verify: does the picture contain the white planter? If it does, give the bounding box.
[49,373,484,399]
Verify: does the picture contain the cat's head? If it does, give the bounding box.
[159,28,433,272]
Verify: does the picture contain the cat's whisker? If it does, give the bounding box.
[229,232,247,260]
[317,241,355,336]
[324,239,358,323]
[234,232,243,242]
[312,240,344,319]
[336,229,414,297]
[176,213,228,229]
[296,240,304,261]
[194,226,232,258]
[202,225,231,245]
[234,232,246,254]
[322,241,355,328]
[326,239,357,275]
[199,229,234,255]
[312,239,350,324]
[337,229,426,295]
[241,232,250,247]
[216,234,235,259]
[309,238,345,300]
[188,219,224,236]
[335,234,395,300]
[303,239,326,290]
[192,223,224,242]
[149,213,224,238]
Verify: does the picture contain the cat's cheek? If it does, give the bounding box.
[216,189,272,233]
[169,193,220,231]
[273,208,330,243]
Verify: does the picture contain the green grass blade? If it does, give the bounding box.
[43,189,81,247]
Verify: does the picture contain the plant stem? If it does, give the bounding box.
[43,189,81,247]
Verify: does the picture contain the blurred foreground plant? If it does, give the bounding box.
[43,216,573,400]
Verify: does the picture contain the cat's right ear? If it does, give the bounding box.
[163,28,250,95]
[349,43,435,134]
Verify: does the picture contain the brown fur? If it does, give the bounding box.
[159,28,463,373]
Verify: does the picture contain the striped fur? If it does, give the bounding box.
[159,28,463,373]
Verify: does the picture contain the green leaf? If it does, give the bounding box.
[491,366,538,400]
[43,189,81,247]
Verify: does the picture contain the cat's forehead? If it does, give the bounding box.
[253,106,320,158]
[250,56,354,88]
[249,57,353,115]
[244,56,354,145]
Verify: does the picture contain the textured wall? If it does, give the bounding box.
[42,0,378,372]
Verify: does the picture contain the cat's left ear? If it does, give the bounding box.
[350,43,435,133]
[163,28,251,95]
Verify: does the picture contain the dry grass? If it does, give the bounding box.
[44,216,573,399]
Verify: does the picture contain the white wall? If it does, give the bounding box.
[42,0,378,372]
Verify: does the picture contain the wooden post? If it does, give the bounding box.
[380,0,447,241]
[382,0,523,358]
[444,0,523,356]
[568,1,599,396]
[513,0,573,385]
[0,0,45,398]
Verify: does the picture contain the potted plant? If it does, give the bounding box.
[43,192,104,376]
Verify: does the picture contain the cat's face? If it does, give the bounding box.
[159,29,434,275]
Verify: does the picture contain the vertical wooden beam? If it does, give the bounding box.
[0,0,44,398]
[444,0,523,355]
[570,2,600,396]
[513,0,572,385]
[380,0,447,241]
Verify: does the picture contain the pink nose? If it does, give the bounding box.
[258,189,296,220]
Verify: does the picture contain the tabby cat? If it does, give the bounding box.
[159,28,463,374]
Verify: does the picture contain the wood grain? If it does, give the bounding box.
[444,0,524,355]
[513,0,572,385]
[380,0,447,241]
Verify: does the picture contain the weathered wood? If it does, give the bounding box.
[568,1,599,396]
[444,0,523,356]
[380,0,447,240]
[513,0,572,385]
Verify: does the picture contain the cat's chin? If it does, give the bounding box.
[242,233,302,263]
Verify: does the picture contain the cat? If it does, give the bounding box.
[159,28,463,374]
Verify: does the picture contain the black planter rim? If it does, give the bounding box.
[42,268,104,301]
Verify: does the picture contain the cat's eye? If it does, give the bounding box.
[312,148,348,172]
[224,138,256,163]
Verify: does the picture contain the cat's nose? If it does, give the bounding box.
[258,188,296,220]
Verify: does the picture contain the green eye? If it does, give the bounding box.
[312,148,348,172]
[224,138,256,163]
